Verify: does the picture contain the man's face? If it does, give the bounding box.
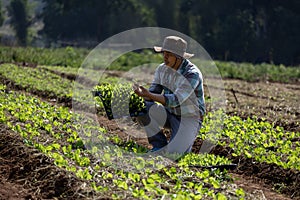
[163,51,178,68]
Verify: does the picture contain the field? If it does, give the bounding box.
[0,48,299,200]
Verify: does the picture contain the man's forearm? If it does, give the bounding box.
[147,92,166,105]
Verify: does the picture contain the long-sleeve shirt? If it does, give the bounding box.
[149,59,205,117]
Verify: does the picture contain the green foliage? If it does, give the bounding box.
[200,110,300,170]
[38,0,300,65]
[178,153,231,168]
[214,61,300,83]
[108,50,162,71]
[93,83,146,119]
[0,46,88,67]
[3,0,300,65]
[0,83,247,199]
[0,63,74,99]
[41,0,155,42]
[0,50,299,198]
[1,46,298,84]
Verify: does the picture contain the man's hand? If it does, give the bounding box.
[133,83,166,105]
[133,84,149,98]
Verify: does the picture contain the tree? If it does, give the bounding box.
[177,0,300,65]
[40,0,155,44]
[262,0,300,65]
[34,0,300,64]
[8,0,29,46]
[0,1,4,26]
[145,0,179,30]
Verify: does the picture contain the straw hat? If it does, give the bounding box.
[154,36,194,59]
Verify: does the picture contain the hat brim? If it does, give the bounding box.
[154,46,194,59]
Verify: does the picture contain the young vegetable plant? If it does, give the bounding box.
[93,83,147,119]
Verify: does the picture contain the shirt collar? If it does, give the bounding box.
[177,59,189,73]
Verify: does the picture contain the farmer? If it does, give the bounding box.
[133,36,205,154]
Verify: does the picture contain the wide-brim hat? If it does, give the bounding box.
[154,36,194,59]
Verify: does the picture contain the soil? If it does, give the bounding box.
[1,118,294,200]
[230,173,293,200]
[0,65,299,199]
[95,116,298,200]
[0,124,100,200]
[220,79,300,132]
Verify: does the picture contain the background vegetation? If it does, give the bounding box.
[1,46,299,83]
[0,0,299,66]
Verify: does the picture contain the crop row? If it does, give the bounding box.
[0,46,88,67]
[92,82,300,171]
[1,62,299,197]
[0,63,97,108]
[1,63,299,172]
[0,63,74,100]
[0,64,127,104]
[0,84,246,199]
[200,110,300,171]
[213,61,299,83]
[1,62,299,172]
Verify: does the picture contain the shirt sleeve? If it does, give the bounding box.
[149,83,163,94]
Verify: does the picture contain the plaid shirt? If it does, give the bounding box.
[149,59,205,117]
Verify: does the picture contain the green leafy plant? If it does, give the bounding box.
[93,83,146,119]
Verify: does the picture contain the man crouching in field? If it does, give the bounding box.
[133,36,205,154]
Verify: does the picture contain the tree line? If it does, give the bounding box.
[3,0,300,66]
